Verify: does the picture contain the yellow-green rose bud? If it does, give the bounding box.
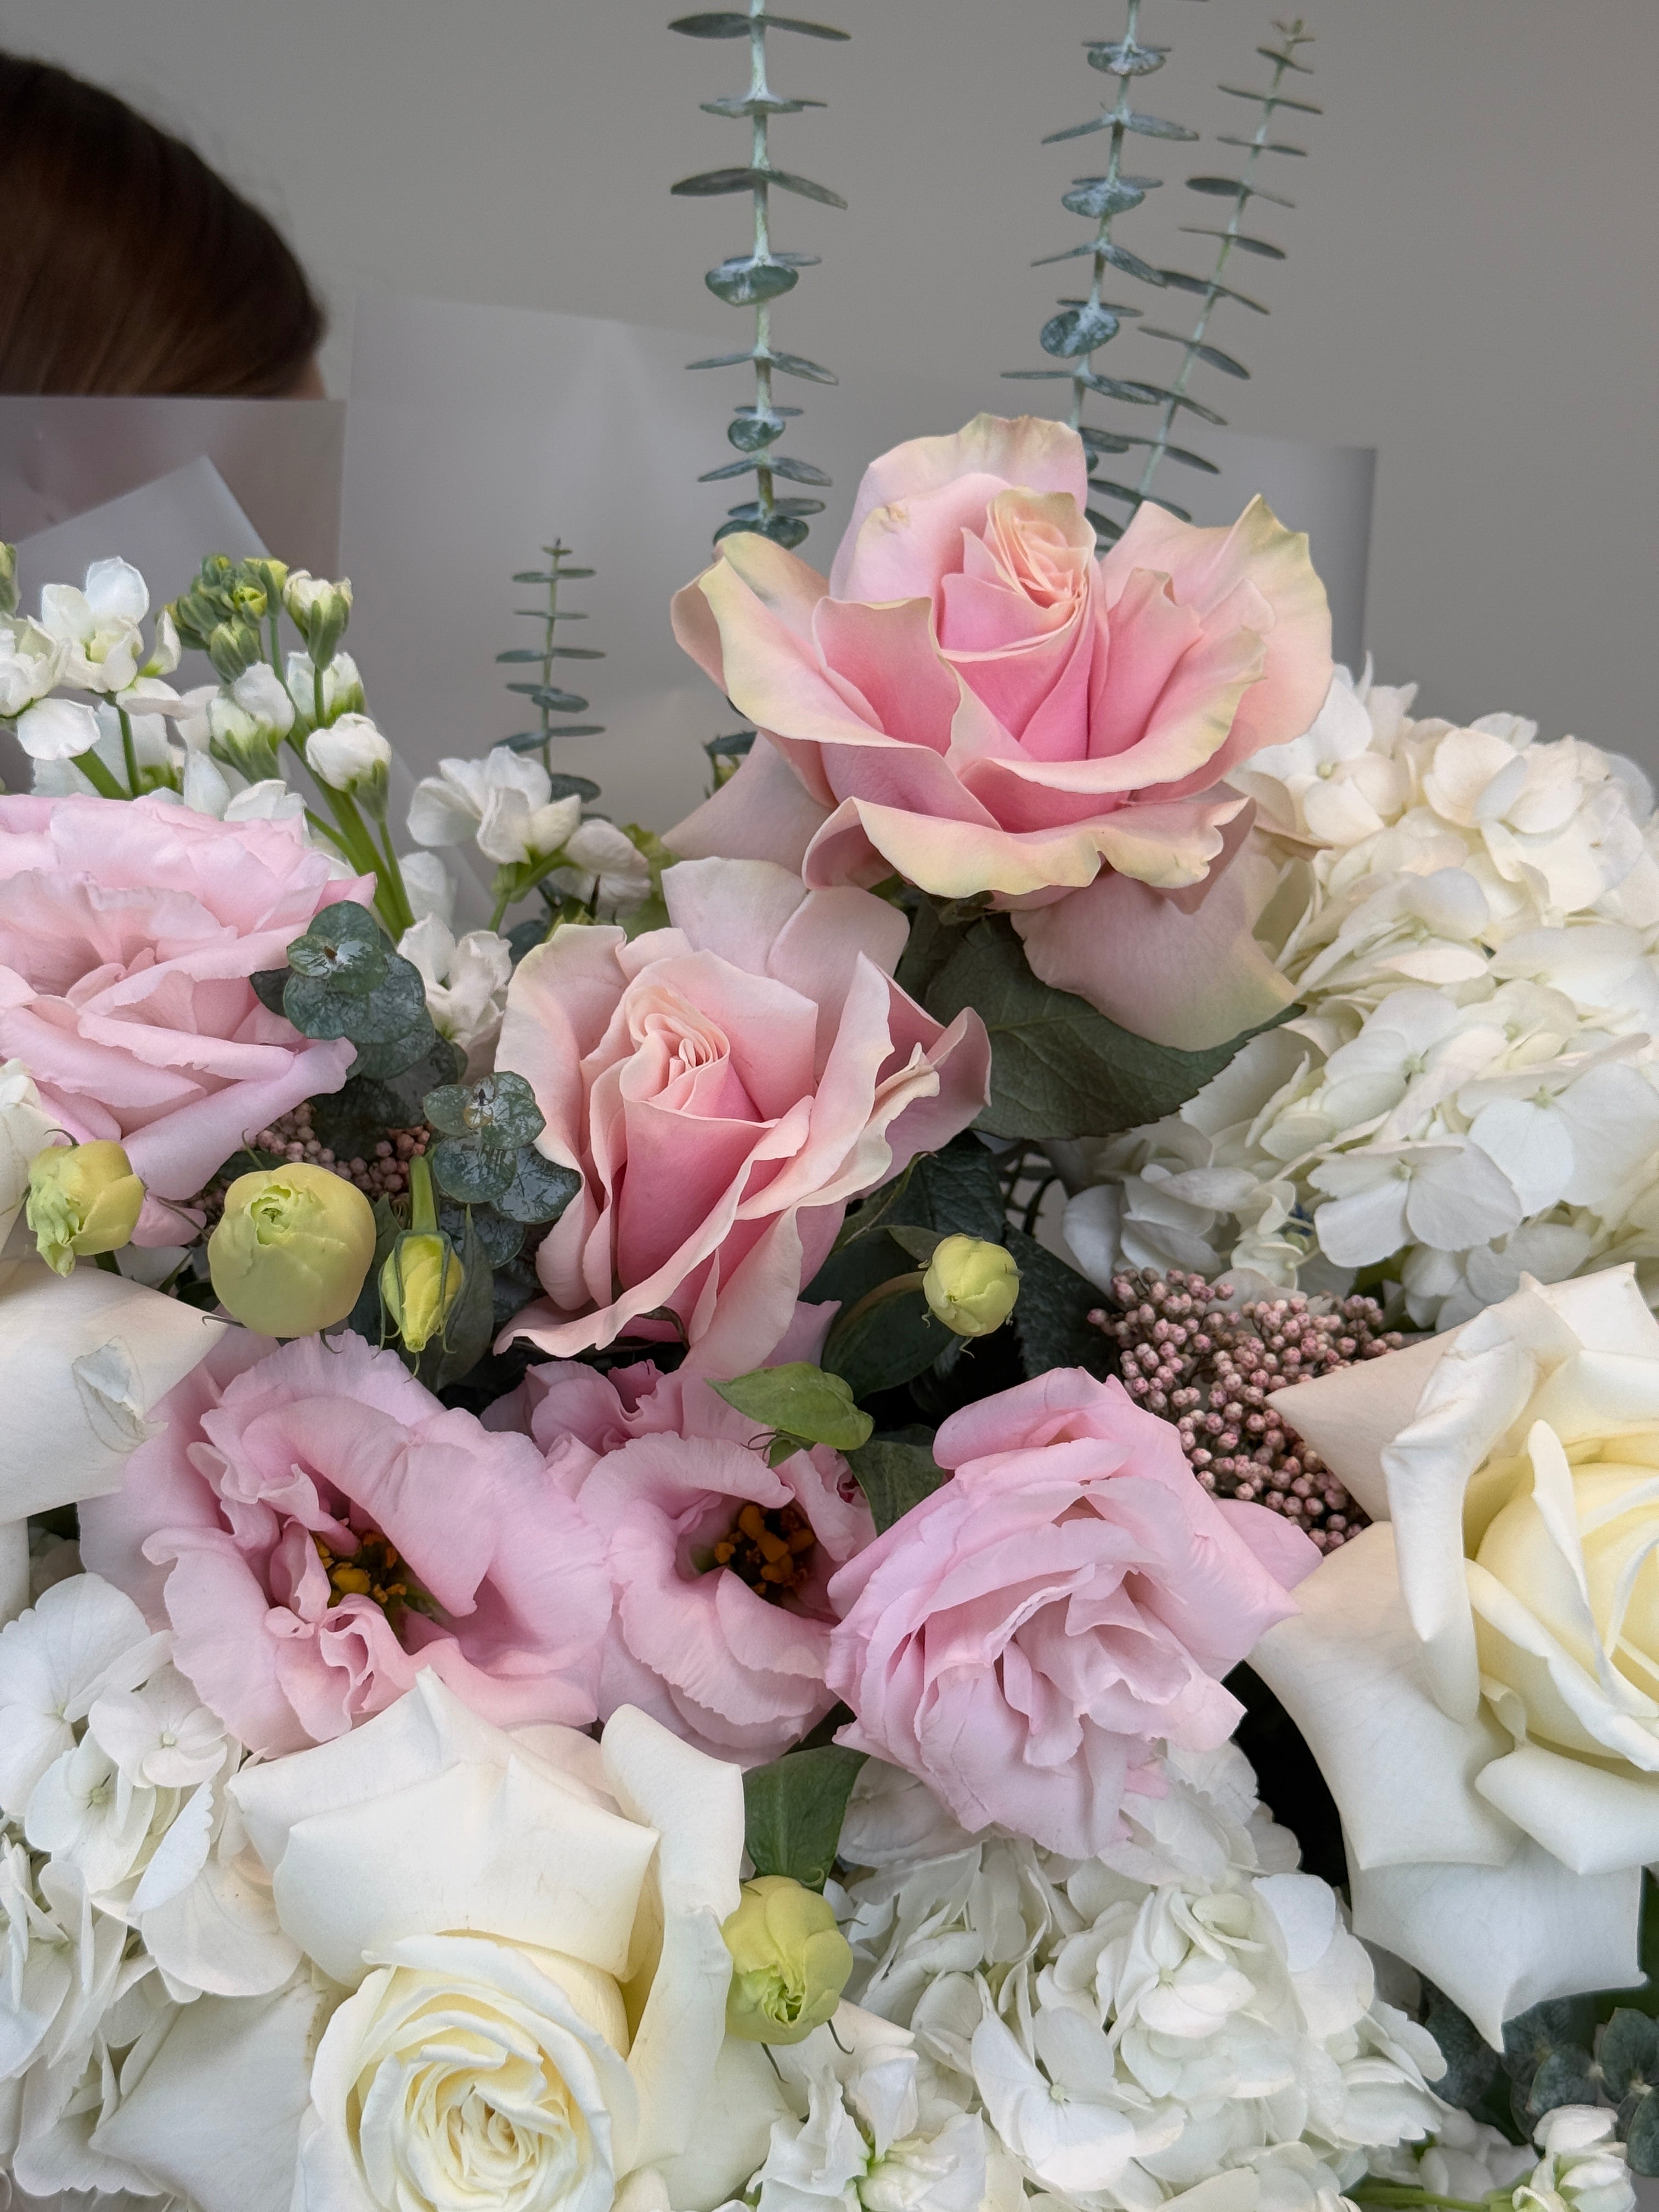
[720,1874,854,2044]
[26,1141,145,1275]
[208,1164,376,1336]
[381,1232,464,1355]
[923,1234,1020,1338]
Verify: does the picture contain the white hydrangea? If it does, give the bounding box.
[746,2004,993,2212]
[0,1575,294,2194]
[1066,667,1659,1325]
[836,1743,1469,2212]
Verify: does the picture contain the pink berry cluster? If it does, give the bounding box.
[248,1102,431,1201]
[1093,1270,1402,1551]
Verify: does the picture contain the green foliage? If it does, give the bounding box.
[711,1362,874,1462]
[495,542,606,772]
[1008,5,1319,536]
[259,901,437,1079]
[672,0,847,549]
[422,1073,579,1226]
[823,1279,951,1398]
[915,909,1291,1142]
[743,1743,866,1892]
[846,1437,948,1533]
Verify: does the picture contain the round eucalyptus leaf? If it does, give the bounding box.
[504,682,590,713]
[1180,224,1287,257]
[430,1136,516,1209]
[706,256,799,305]
[493,1148,583,1227]
[1085,38,1168,74]
[424,1072,546,1148]
[728,414,788,452]
[1123,110,1199,141]
[1041,303,1121,358]
[768,455,832,486]
[1062,176,1152,218]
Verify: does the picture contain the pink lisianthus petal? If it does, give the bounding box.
[1013,809,1299,1050]
[543,1403,875,1765]
[0,794,371,1204]
[826,1368,1313,1858]
[494,860,988,1370]
[79,1332,610,1756]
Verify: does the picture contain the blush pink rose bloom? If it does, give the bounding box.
[514,1348,874,1763]
[824,1367,1321,1858]
[493,855,990,1374]
[668,413,1331,1049]
[78,1331,611,1756]
[0,794,368,1230]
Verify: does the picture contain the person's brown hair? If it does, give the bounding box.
[0,52,326,397]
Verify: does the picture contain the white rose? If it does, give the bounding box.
[1252,1265,1659,2041]
[0,1262,224,1626]
[99,1673,751,2212]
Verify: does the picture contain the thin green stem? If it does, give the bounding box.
[116,706,140,796]
[1135,22,1309,503]
[749,0,775,529]
[373,823,414,935]
[71,745,128,801]
[1074,0,1140,436]
[267,610,283,675]
[489,843,571,932]
[313,664,327,728]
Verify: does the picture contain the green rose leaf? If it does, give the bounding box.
[1005,1228,1114,1380]
[743,1744,867,1894]
[922,913,1295,1142]
[416,1211,496,1393]
[1623,2090,1659,2176]
[847,1437,947,1533]
[711,1363,874,1454]
[822,1282,948,1398]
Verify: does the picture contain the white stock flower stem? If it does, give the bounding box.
[69,741,127,800]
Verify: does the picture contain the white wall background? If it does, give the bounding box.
[4,0,1656,764]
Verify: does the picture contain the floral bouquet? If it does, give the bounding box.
[0,395,1654,2212]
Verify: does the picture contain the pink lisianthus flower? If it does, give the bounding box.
[493,855,989,1375]
[0,794,369,1232]
[78,1332,611,1756]
[824,1367,1320,1858]
[668,413,1331,1049]
[516,1353,874,1764]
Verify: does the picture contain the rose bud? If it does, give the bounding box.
[208,1163,376,1336]
[26,1139,145,1274]
[923,1234,1020,1338]
[721,1874,854,2044]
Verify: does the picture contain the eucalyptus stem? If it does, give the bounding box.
[1135,18,1316,504]
[1072,0,1140,437]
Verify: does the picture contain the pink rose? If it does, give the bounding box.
[78,1331,611,1756]
[0,795,368,1226]
[669,413,1331,1049]
[494,856,990,1374]
[517,1353,874,1763]
[824,1368,1319,1858]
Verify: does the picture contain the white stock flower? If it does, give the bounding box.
[1517,2107,1634,2212]
[0,616,65,717]
[305,710,391,800]
[556,818,655,919]
[285,646,364,730]
[37,560,150,695]
[1254,1265,1659,2042]
[398,915,512,1066]
[15,695,101,765]
[99,1672,751,2212]
[408,750,582,866]
[1069,663,1659,1327]
[400,848,456,926]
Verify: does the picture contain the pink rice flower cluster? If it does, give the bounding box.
[247,1101,431,1201]
[1093,1269,1403,1551]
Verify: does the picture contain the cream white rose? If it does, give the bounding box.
[1252,1266,1659,2042]
[97,1672,751,2212]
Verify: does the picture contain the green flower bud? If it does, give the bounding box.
[206,617,264,685]
[380,1231,464,1355]
[208,1164,377,1337]
[26,1141,145,1276]
[0,541,17,619]
[285,572,354,667]
[720,1875,854,2045]
[923,1234,1020,1338]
